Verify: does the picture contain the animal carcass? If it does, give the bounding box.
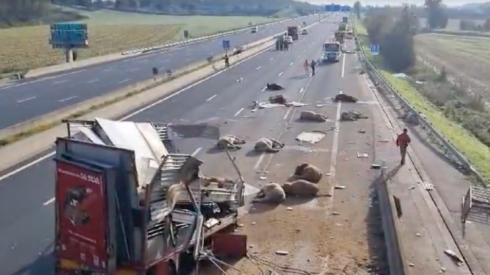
[254,137,284,153]
[216,135,246,150]
[253,183,286,204]
[299,111,328,122]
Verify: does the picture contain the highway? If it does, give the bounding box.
[0,15,324,130]
[0,14,348,275]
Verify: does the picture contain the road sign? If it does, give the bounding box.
[325,4,340,12]
[340,5,351,12]
[371,44,380,55]
[50,23,88,49]
[222,40,230,50]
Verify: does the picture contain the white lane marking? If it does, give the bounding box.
[206,94,217,101]
[261,86,267,92]
[283,108,292,120]
[0,39,274,183]
[270,58,274,61]
[289,62,293,66]
[53,80,67,84]
[59,96,77,102]
[278,72,283,76]
[128,68,139,72]
[88,79,99,83]
[118,78,131,84]
[103,68,112,72]
[326,102,342,212]
[191,147,202,156]
[43,197,55,206]
[253,153,266,170]
[341,52,346,77]
[256,66,261,70]
[17,96,36,103]
[299,87,304,93]
[234,108,244,117]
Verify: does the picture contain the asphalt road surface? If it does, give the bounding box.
[0,14,353,275]
[0,14,328,130]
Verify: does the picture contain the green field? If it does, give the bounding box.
[0,8,282,74]
[355,22,490,182]
[418,18,487,32]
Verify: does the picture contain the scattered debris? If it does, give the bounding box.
[253,183,286,204]
[276,250,289,255]
[316,104,324,107]
[254,137,284,153]
[340,110,369,121]
[371,163,382,169]
[357,152,369,158]
[296,131,326,144]
[334,92,358,103]
[393,73,408,79]
[444,250,464,266]
[332,212,340,215]
[216,135,246,150]
[286,207,293,211]
[335,185,346,189]
[266,83,284,91]
[358,129,366,133]
[299,110,328,122]
[259,176,267,180]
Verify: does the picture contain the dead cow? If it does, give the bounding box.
[282,180,319,197]
[266,83,284,91]
[216,135,246,150]
[299,111,328,122]
[290,163,323,183]
[269,94,288,105]
[253,183,286,204]
[334,93,358,103]
[254,137,284,153]
[340,110,368,121]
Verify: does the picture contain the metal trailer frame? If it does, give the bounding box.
[461,186,490,234]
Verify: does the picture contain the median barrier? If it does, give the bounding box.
[23,15,312,79]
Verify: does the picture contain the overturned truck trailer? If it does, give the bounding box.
[54,118,247,275]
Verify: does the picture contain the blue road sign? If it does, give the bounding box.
[50,23,88,49]
[340,5,351,12]
[325,4,341,12]
[222,40,230,50]
[371,44,380,55]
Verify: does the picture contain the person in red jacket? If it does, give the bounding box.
[396,128,411,165]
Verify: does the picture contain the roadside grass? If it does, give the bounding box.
[0,8,281,74]
[355,22,490,182]
[415,34,490,63]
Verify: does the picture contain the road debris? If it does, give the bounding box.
[404,111,420,125]
[335,185,346,189]
[254,137,284,153]
[296,131,326,144]
[444,250,464,266]
[299,110,328,122]
[357,152,369,158]
[275,250,289,255]
[269,94,288,105]
[340,110,369,121]
[266,83,284,91]
[216,135,246,150]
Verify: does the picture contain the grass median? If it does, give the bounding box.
[355,22,490,183]
[0,8,281,75]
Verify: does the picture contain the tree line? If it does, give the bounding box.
[362,0,446,72]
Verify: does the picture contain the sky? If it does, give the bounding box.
[303,0,490,6]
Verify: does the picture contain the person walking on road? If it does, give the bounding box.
[310,59,317,76]
[396,128,411,165]
[303,59,309,75]
[224,54,230,68]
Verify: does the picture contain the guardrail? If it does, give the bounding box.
[353,27,487,186]
[120,14,315,55]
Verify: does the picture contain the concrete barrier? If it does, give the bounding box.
[377,166,409,275]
